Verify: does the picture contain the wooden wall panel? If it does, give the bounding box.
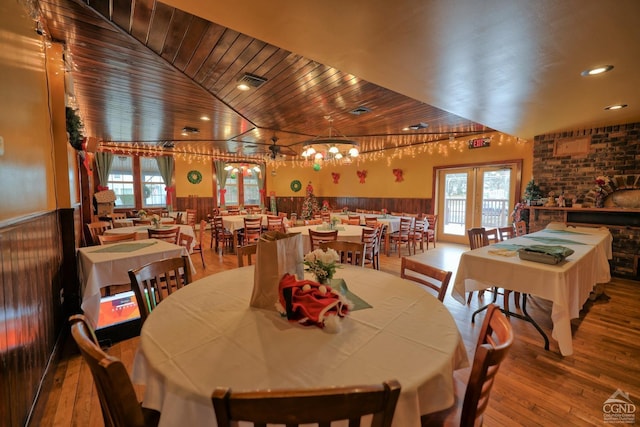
[176,196,215,222]
[0,212,64,427]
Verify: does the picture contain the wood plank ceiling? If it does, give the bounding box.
[38,0,493,162]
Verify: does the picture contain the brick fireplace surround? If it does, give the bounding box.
[528,122,640,279]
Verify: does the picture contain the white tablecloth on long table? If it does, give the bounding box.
[287,224,370,254]
[330,213,403,233]
[133,265,468,427]
[104,224,195,251]
[77,239,191,327]
[452,224,612,356]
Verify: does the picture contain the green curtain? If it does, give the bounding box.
[94,151,113,188]
[214,160,228,208]
[256,164,266,208]
[156,156,175,210]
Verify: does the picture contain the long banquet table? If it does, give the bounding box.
[77,239,191,327]
[132,265,469,427]
[287,224,369,254]
[452,224,612,356]
[104,224,196,251]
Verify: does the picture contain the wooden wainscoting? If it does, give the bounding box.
[0,211,66,427]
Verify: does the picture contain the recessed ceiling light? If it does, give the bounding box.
[404,122,429,131]
[604,104,628,110]
[200,116,210,121]
[581,65,614,76]
[237,73,267,91]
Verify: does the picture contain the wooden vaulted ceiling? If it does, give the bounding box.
[38,0,493,161]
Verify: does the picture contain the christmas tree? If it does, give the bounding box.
[301,181,320,219]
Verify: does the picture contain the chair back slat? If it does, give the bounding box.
[69,314,149,427]
[400,257,452,302]
[211,380,401,427]
[128,256,192,324]
[308,229,339,251]
[147,226,180,244]
[467,227,490,249]
[319,241,366,266]
[98,232,138,244]
[237,244,257,267]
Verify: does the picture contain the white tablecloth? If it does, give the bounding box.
[287,224,370,254]
[133,265,468,427]
[114,217,176,227]
[452,225,612,356]
[77,239,190,327]
[221,214,268,232]
[330,213,403,233]
[104,225,196,251]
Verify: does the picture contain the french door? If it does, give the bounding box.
[435,163,519,245]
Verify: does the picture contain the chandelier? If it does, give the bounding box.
[301,117,359,162]
[224,163,262,178]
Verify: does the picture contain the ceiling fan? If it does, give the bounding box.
[267,136,297,159]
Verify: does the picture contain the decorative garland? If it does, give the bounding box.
[66,107,84,150]
[187,170,202,184]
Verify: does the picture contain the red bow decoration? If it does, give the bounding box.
[331,172,340,184]
[165,186,175,206]
[219,188,227,206]
[393,169,404,182]
[356,170,367,184]
[97,185,109,191]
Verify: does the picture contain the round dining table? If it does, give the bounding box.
[103,224,196,251]
[132,265,468,427]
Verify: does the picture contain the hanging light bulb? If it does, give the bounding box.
[348,147,359,157]
[314,152,323,160]
[334,152,343,160]
[328,145,339,154]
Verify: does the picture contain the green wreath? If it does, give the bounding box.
[290,179,302,192]
[187,170,202,184]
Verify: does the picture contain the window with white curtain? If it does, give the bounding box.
[107,156,134,207]
[140,157,166,208]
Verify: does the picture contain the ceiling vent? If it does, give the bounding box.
[237,73,268,90]
[349,106,372,115]
[407,122,429,130]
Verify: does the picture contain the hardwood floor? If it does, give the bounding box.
[33,235,640,426]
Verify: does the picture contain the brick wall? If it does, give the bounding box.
[530,122,640,279]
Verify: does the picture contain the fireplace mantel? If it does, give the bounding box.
[526,206,640,229]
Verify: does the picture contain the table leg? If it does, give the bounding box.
[385,233,390,256]
[232,230,239,254]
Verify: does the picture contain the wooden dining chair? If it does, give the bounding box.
[400,257,452,302]
[497,225,515,241]
[308,229,339,251]
[320,240,366,266]
[147,226,180,244]
[185,209,197,229]
[266,215,285,232]
[211,216,233,253]
[424,214,437,249]
[421,304,514,427]
[347,214,361,223]
[410,217,428,252]
[192,220,207,268]
[84,221,113,246]
[128,255,193,324]
[484,228,500,244]
[68,314,160,427]
[211,379,401,427]
[98,232,138,245]
[236,243,257,267]
[242,217,263,245]
[361,227,378,269]
[514,220,527,236]
[364,216,379,228]
[320,211,331,223]
[389,217,415,257]
[177,233,194,253]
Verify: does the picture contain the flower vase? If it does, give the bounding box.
[595,192,605,208]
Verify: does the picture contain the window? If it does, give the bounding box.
[108,156,134,207]
[243,172,260,205]
[140,157,166,208]
[224,174,239,206]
